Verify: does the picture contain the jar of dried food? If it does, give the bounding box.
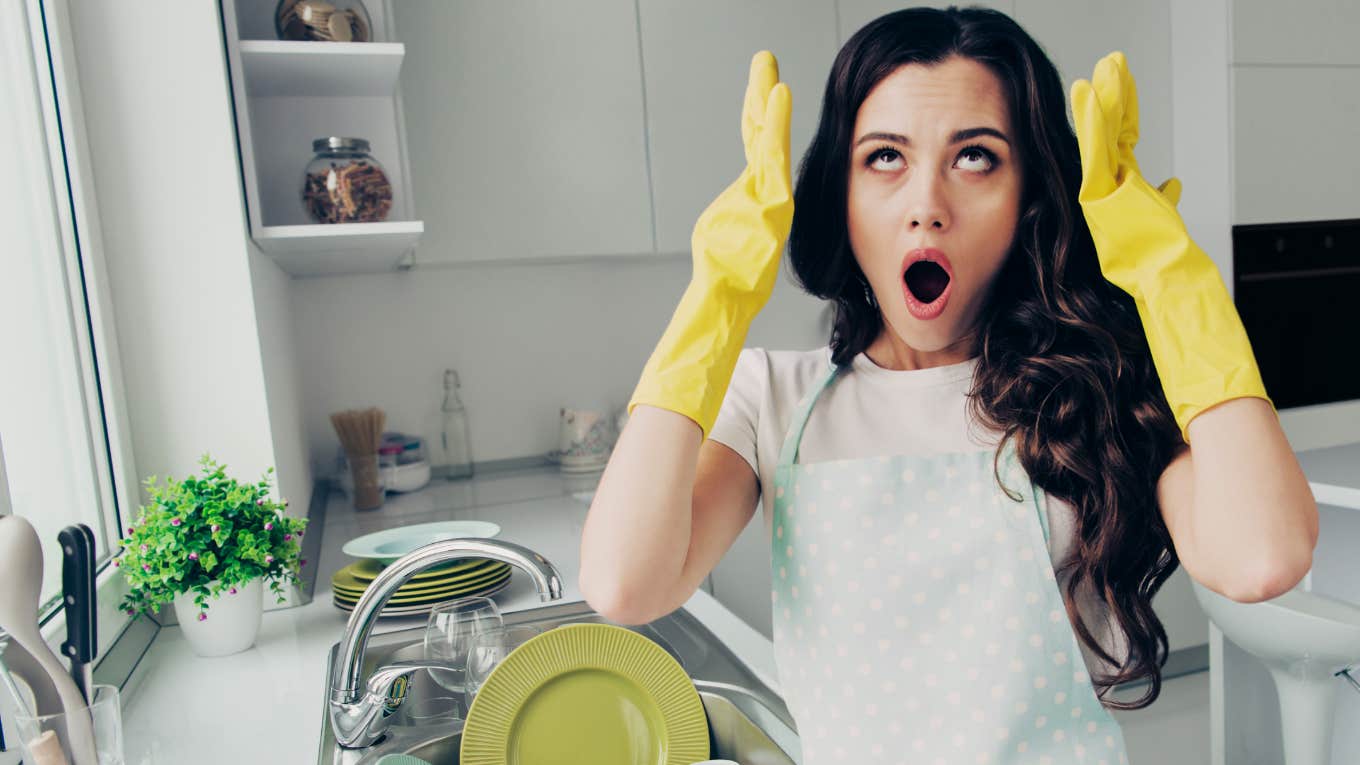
[302,137,393,224]
[275,0,372,42]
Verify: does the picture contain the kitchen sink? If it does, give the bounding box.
[317,599,802,764]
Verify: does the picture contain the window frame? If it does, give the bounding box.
[2,0,147,662]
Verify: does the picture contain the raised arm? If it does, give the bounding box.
[578,51,793,623]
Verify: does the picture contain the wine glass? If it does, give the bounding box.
[423,596,503,694]
[464,624,546,710]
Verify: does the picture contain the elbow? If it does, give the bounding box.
[578,567,664,626]
[1227,546,1315,604]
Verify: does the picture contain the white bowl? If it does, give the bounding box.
[384,460,431,493]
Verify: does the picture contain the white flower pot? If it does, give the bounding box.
[172,578,263,658]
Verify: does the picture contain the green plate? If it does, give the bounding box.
[332,568,511,606]
[333,568,512,606]
[341,520,502,565]
[332,559,509,596]
[460,623,709,764]
[333,577,512,616]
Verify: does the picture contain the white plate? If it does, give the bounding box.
[341,520,502,565]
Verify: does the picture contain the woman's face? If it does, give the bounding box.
[847,55,1023,368]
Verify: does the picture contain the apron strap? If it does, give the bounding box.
[776,352,843,469]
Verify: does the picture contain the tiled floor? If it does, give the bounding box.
[1110,669,1211,764]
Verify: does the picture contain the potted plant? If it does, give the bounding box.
[117,454,308,657]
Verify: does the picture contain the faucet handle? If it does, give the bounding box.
[366,659,458,716]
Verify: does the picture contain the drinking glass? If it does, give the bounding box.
[423,596,503,694]
[464,624,546,709]
[13,684,124,765]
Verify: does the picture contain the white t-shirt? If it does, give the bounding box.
[707,345,1129,686]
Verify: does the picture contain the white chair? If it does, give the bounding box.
[1193,580,1360,765]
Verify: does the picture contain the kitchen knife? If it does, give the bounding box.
[0,515,98,765]
[58,524,96,706]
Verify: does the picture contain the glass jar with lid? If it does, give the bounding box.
[275,0,372,42]
[302,137,393,224]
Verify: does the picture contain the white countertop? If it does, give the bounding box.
[113,464,779,764]
[1297,441,1360,509]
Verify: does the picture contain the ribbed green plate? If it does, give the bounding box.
[460,623,709,764]
[333,568,511,606]
[332,560,509,597]
[332,577,512,617]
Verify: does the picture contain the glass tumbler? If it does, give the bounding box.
[423,596,503,695]
[346,453,387,510]
[464,624,546,710]
[13,684,125,765]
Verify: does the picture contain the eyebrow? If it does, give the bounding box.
[854,126,1011,148]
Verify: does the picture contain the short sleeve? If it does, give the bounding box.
[707,347,763,478]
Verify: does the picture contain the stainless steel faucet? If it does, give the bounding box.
[327,538,565,749]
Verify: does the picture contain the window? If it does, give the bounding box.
[0,0,140,651]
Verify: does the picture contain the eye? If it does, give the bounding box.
[865,146,904,171]
[955,144,998,173]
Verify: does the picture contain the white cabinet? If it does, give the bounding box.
[221,0,425,276]
[1012,0,1173,184]
[1232,0,1360,225]
[393,0,653,265]
[637,0,839,256]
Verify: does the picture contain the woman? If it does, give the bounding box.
[580,6,1318,762]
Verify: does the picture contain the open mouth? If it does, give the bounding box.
[904,259,951,304]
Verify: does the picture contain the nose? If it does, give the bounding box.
[907,174,950,231]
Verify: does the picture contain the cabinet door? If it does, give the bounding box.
[396,1,653,263]
[638,1,839,256]
[1012,0,1172,184]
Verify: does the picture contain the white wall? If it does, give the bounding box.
[247,242,313,518]
[290,253,830,472]
[66,2,310,514]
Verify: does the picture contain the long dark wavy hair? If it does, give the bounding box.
[786,6,1187,709]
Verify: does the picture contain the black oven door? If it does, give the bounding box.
[1233,218,1360,410]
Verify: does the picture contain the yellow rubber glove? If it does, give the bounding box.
[627,51,793,438]
[1071,51,1273,445]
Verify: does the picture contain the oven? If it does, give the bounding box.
[1233,217,1360,409]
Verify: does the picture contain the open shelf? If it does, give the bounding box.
[239,40,405,97]
[253,221,424,276]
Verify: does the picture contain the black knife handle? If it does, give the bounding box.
[58,524,96,663]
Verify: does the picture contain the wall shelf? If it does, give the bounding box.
[239,40,405,97]
[222,0,423,277]
[253,221,423,276]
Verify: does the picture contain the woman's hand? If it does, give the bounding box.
[1071,51,1190,292]
[1070,51,1270,443]
[689,50,794,300]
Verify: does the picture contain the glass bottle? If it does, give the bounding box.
[442,369,473,480]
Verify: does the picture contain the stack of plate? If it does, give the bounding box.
[330,557,513,617]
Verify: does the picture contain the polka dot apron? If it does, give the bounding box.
[770,357,1130,764]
